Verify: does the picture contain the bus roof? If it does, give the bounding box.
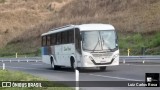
[77,24,115,31]
[41,24,115,36]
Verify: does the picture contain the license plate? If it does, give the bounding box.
[100,60,106,63]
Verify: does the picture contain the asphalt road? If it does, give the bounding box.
[0,61,160,90]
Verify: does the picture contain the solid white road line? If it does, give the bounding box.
[122,64,160,67]
[0,65,43,70]
[31,64,43,65]
[89,74,142,81]
[0,65,71,73]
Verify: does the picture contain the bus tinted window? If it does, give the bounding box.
[68,29,74,43]
[50,34,56,45]
[42,36,46,46]
[57,33,61,44]
[62,31,68,44]
[41,36,43,46]
[75,28,81,53]
[50,34,53,45]
[46,35,50,46]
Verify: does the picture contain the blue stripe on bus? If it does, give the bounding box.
[41,47,49,55]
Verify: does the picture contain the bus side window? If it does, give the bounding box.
[42,36,46,46]
[46,35,50,46]
[62,31,68,44]
[75,28,82,54]
[57,32,61,44]
[41,36,43,46]
[50,34,53,45]
[55,34,57,45]
[50,34,56,45]
[68,29,74,43]
[56,33,58,44]
[61,32,64,44]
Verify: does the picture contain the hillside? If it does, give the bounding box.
[0,0,71,46]
[0,0,160,56]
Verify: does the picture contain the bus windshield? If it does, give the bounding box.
[81,30,117,52]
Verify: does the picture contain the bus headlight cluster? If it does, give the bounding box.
[89,56,94,61]
[113,54,119,59]
[84,55,89,58]
[84,55,94,60]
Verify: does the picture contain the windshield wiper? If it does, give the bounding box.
[101,37,111,50]
[92,32,101,52]
[92,38,101,52]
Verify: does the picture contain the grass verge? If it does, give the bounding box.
[0,69,73,90]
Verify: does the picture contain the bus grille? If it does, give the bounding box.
[92,53,112,57]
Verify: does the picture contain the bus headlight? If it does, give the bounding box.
[84,55,89,58]
[84,55,94,60]
[89,56,94,60]
[113,54,119,59]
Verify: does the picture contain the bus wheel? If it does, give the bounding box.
[99,66,106,71]
[51,60,55,70]
[51,58,61,70]
[71,57,76,70]
[51,57,59,70]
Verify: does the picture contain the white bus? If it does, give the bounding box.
[41,24,119,71]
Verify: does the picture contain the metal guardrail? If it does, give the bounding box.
[120,56,160,60]
[0,57,41,62]
[120,56,160,63]
[0,56,160,63]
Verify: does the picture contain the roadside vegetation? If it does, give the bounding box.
[119,32,160,55]
[0,0,160,56]
[0,69,73,90]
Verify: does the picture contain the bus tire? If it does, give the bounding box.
[70,57,76,70]
[51,57,60,70]
[99,66,106,71]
